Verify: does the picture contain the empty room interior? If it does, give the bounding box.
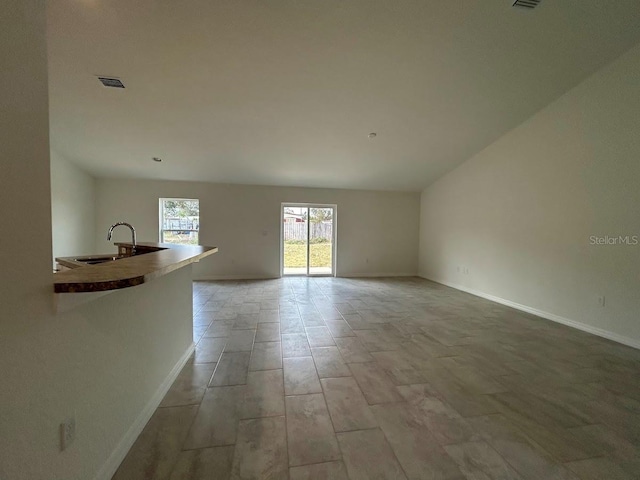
[3,1,640,479]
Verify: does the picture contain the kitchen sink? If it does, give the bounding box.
[73,255,123,265]
[56,246,167,270]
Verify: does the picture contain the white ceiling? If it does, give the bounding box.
[47,0,640,191]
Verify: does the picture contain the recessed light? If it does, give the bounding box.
[97,76,125,88]
[368,132,377,138]
[512,0,542,9]
[152,157,162,162]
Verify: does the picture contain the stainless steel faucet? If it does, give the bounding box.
[107,222,137,250]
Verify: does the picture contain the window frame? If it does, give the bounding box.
[159,197,200,245]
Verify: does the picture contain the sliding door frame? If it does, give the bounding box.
[280,203,337,277]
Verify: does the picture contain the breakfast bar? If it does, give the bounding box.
[54,242,218,293]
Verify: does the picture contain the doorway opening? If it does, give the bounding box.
[281,204,336,276]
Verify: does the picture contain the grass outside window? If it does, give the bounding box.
[284,242,332,268]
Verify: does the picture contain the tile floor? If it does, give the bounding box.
[112,277,640,480]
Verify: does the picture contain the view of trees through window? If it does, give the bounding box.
[283,207,333,223]
[160,198,199,245]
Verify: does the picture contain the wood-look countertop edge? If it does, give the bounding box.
[53,243,218,293]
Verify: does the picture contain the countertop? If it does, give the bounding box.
[54,242,218,293]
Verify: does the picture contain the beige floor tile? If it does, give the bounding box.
[224,329,256,352]
[490,390,590,429]
[414,366,500,417]
[193,312,215,326]
[233,314,259,330]
[212,309,239,321]
[322,377,378,432]
[441,365,509,394]
[285,393,341,467]
[169,446,234,480]
[334,337,374,363]
[249,341,282,371]
[289,461,349,480]
[119,278,640,480]
[255,322,280,342]
[302,314,327,327]
[113,405,198,480]
[371,403,465,480]
[355,330,403,352]
[282,333,312,358]
[183,386,245,449]
[343,313,379,331]
[565,457,635,480]
[325,320,356,338]
[306,326,336,347]
[567,424,640,460]
[392,391,480,446]
[334,303,357,315]
[371,350,431,385]
[311,346,351,378]
[258,310,280,323]
[194,337,227,363]
[444,441,524,480]
[318,306,343,321]
[240,304,260,315]
[198,301,224,313]
[203,322,233,338]
[231,416,288,480]
[349,362,404,405]
[467,414,580,480]
[403,335,453,358]
[281,318,306,334]
[337,428,407,480]
[488,392,601,462]
[283,356,322,395]
[241,369,285,419]
[193,325,208,343]
[160,363,216,407]
[210,352,252,386]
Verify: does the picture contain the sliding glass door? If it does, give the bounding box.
[282,204,336,276]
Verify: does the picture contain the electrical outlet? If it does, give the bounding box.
[457,266,460,273]
[598,296,606,307]
[60,416,76,451]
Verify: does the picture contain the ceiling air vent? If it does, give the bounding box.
[97,77,125,88]
[512,0,542,9]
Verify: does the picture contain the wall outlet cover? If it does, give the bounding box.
[60,416,76,451]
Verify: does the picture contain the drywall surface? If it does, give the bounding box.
[0,5,194,479]
[51,150,96,261]
[95,180,420,279]
[419,42,640,346]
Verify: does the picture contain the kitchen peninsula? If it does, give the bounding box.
[54,242,218,293]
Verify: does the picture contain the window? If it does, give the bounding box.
[159,198,199,245]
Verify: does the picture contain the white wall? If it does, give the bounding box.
[0,4,195,479]
[95,179,420,279]
[419,42,640,347]
[51,150,96,260]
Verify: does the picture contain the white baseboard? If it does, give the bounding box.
[94,342,196,480]
[196,273,418,280]
[340,272,418,278]
[420,276,640,351]
[196,274,279,281]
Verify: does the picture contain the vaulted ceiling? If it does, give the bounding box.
[47,0,640,191]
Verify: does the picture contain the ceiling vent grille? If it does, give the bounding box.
[512,0,542,9]
[97,77,125,88]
